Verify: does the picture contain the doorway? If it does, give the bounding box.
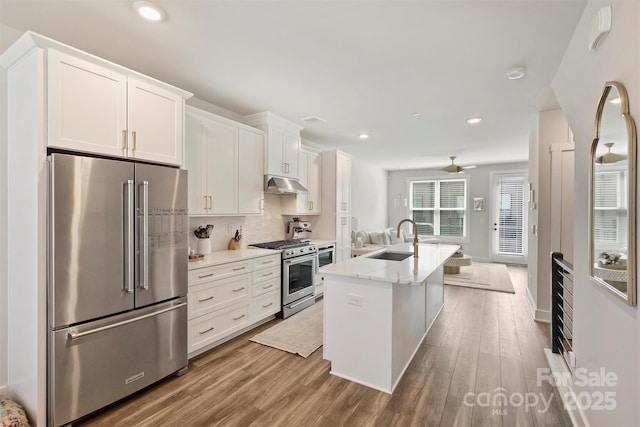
[491,171,528,264]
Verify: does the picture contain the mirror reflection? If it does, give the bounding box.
[590,81,636,305]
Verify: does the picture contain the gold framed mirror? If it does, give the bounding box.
[589,81,636,305]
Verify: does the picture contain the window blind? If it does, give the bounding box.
[409,178,467,238]
[498,177,525,255]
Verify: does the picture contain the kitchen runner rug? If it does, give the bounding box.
[444,262,515,294]
[249,300,323,358]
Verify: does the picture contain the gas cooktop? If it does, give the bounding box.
[250,239,311,250]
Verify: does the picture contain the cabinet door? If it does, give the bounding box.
[204,118,238,214]
[127,77,184,165]
[266,127,286,176]
[238,130,264,214]
[284,130,300,178]
[47,50,127,157]
[296,150,309,213]
[336,215,352,263]
[307,150,322,214]
[185,112,208,215]
[337,154,351,213]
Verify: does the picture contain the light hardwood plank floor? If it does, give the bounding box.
[79,265,571,426]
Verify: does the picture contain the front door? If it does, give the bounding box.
[491,172,528,264]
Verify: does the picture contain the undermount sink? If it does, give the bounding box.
[368,251,413,261]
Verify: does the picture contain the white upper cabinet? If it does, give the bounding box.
[238,129,265,214]
[47,50,127,158]
[245,112,303,179]
[47,48,190,166]
[282,146,322,215]
[186,106,264,216]
[127,77,184,165]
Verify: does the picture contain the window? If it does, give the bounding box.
[593,169,627,247]
[409,178,467,239]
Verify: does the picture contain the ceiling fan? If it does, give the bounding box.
[442,156,477,174]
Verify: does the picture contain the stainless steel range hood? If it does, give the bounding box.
[264,175,308,194]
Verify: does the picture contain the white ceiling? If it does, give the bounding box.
[0,0,586,171]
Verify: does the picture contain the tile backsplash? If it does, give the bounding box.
[189,194,317,253]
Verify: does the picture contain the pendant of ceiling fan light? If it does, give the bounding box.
[596,142,627,164]
[443,156,464,173]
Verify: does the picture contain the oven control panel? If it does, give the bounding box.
[283,245,317,259]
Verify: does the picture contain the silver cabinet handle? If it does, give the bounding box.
[262,303,274,308]
[199,327,214,335]
[232,287,246,292]
[282,163,286,173]
[68,302,186,339]
[132,130,137,151]
[122,130,128,150]
[262,260,273,264]
[262,284,274,289]
[262,272,273,277]
[203,195,208,210]
[139,181,149,290]
[259,198,264,210]
[233,267,246,271]
[233,314,246,320]
[124,180,135,294]
[198,296,214,302]
[198,273,214,279]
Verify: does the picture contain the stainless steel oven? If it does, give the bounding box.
[315,243,336,293]
[249,240,317,318]
[282,251,317,317]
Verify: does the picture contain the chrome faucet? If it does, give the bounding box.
[397,218,419,258]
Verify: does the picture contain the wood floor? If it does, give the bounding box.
[79,265,571,427]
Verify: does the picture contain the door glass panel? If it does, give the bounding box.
[498,177,526,255]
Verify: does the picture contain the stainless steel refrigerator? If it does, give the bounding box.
[48,153,188,427]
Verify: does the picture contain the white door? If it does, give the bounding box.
[184,112,208,215]
[491,172,528,264]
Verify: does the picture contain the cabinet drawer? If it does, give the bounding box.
[252,290,280,321]
[251,254,280,271]
[188,274,250,319]
[252,266,280,284]
[252,277,280,297]
[189,260,250,285]
[188,302,250,354]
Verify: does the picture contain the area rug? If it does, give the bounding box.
[249,300,323,357]
[444,262,515,294]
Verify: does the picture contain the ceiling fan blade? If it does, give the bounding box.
[462,165,477,170]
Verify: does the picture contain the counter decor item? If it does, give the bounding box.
[195,225,214,254]
[598,251,626,270]
[228,229,242,250]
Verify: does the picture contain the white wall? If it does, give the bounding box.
[350,158,387,231]
[388,162,528,261]
[0,22,24,395]
[552,1,640,425]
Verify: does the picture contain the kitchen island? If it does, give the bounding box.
[320,242,458,393]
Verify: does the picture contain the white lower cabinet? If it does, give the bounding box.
[188,254,281,357]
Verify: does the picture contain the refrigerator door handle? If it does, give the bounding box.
[124,180,135,293]
[139,181,150,290]
[67,302,187,340]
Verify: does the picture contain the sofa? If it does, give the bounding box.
[351,228,440,247]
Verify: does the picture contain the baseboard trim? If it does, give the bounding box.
[535,309,551,323]
[544,348,590,427]
[0,384,7,395]
[525,287,551,323]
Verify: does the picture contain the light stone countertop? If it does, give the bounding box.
[188,247,280,270]
[310,239,337,246]
[319,243,459,285]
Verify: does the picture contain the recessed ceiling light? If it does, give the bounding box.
[412,113,422,119]
[609,97,621,105]
[133,1,166,21]
[359,133,369,140]
[506,66,527,80]
[466,117,482,125]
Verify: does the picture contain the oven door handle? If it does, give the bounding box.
[283,254,317,265]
